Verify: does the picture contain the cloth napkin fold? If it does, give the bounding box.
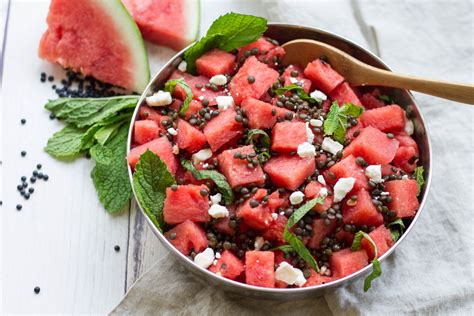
[111,1,474,314]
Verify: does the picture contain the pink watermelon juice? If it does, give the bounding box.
[128,36,423,289]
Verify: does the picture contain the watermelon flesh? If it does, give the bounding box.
[331,248,369,278]
[170,70,225,106]
[217,145,265,188]
[308,218,337,249]
[208,250,245,280]
[304,59,344,94]
[262,215,287,243]
[203,108,244,152]
[329,82,362,106]
[134,120,159,145]
[164,220,208,255]
[360,104,406,132]
[325,155,368,192]
[264,155,315,191]
[361,225,394,260]
[196,49,236,78]
[245,251,275,288]
[271,121,308,154]
[342,189,384,227]
[163,184,210,224]
[122,0,199,51]
[176,119,207,154]
[282,64,312,93]
[385,179,420,218]
[304,181,333,213]
[304,270,335,286]
[39,0,149,92]
[241,98,290,129]
[127,136,178,173]
[138,106,170,133]
[236,189,273,230]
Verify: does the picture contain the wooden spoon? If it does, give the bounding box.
[282,39,474,105]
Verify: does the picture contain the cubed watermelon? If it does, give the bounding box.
[330,248,369,278]
[360,89,386,109]
[170,70,225,105]
[241,98,289,129]
[308,218,337,249]
[329,82,362,106]
[267,190,289,213]
[262,215,287,243]
[134,120,159,145]
[245,251,275,288]
[236,189,273,230]
[208,250,245,280]
[163,184,210,224]
[196,49,236,78]
[343,126,399,165]
[215,206,236,235]
[236,37,277,61]
[304,181,333,213]
[127,136,178,173]
[361,225,394,260]
[176,119,207,153]
[183,100,203,120]
[282,64,312,93]
[304,59,344,94]
[395,135,419,152]
[271,121,308,154]
[138,105,169,133]
[346,120,364,142]
[264,46,286,68]
[229,56,279,105]
[335,229,355,245]
[360,104,406,132]
[385,179,419,218]
[304,270,335,286]
[203,108,244,152]
[392,146,418,173]
[217,145,265,188]
[342,189,384,227]
[264,155,315,191]
[164,220,208,255]
[325,155,368,192]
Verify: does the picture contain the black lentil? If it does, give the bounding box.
[34,286,41,294]
[21,151,27,157]
[247,75,255,84]
[16,204,22,211]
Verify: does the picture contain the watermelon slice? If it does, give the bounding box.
[122,0,200,51]
[262,215,287,243]
[271,121,308,154]
[164,220,208,255]
[331,248,369,278]
[264,155,315,191]
[236,189,273,230]
[133,120,159,145]
[304,181,333,213]
[39,0,150,92]
[342,189,384,227]
[385,179,420,218]
[245,251,275,288]
[127,137,178,173]
[217,145,265,188]
[208,250,245,280]
[241,98,290,129]
[163,184,210,224]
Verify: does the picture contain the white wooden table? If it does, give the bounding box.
[0,0,266,313]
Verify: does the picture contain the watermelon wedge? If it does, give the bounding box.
[39,0,150,92]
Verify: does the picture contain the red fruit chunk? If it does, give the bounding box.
[241,98,289,129]
[342,189,384,227]
[264,46,286,69]
[267,190,289,213]
[325,155,368,192]
[396,135,419,152]
[271,121,308,154]
[176,119,207,153]
[304,270,335,287]
[217,145,265,188]
[237,37,277,60]
[264,155,315,191]
[308,218,337,249]
[361,225,394,260]
[229,56,279,105]
[282,64,312,92]
[164,220,208,255]
[184,100,203,120]
[170,70,225,105]
[138,106,169,133]
[304,181,333,213]
[329,82,362,106]
[360,90,385,109]
[196,49,236,77]
[346,120,364,142]
[360,104,406,132]
[331,248,369,278]
[262,215,287,243]
[385,179,420,218]
[215,206,236,235]
[335,230,354,245]
[393,146,418,173]
[134,120,159,145]
[127,137,178,173]
[304,59,344,94]
[203,108,243,152]
[209,250,245,280]
[163,184,210,225]
[245,251,275,288]
[236,189,273,230]
[343,126,399,165]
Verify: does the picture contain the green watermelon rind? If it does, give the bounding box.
[100,0,150,93]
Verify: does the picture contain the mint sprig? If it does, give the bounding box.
[351,231,382,292]
[387,218,406,242]
[413,166,424,196]
[184,13,268,74]
[246,129,270,149]
[323,102,364,143]
[274,84,320,104]
[164,78,193,116]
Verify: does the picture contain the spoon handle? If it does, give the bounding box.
[359,68,474,104]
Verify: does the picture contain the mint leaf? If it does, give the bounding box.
[90,125,132,213]
[340,103,364,117]
[90,143,114,165]
[388,218,406,242]
[181,159,234,205]
[45,125,87,159]
[351,231,382,291]
[378,94,395,104]
[133,151,176,231]
[274,84,320,104]
[80,124,103,151]
[286,197,324,228]
[246,129,270,148]
[273,244,296,254]
[94,120,125,145]
[164,79,193,116]
[323,101,364,143]
[413,166,424,196]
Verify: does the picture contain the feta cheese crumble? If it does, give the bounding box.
[322,137,343,156]
[209,74,227,86]
[194,248,215,269]
[309,119,323,127]
[309,89,327,102]
[306,122,315,143]
[177,60,187,72]
[289,77,299,84]
[192,148,212,164]
[216,96,234,110]
[319,187,328,198]
[297,142,316,158]
[167,127,178,136]
[365,165,383,183]
[405,119,414,135]
[333,177,356,202]
[215,252,221,259]
[208,204,229,219]
[289,191,305,205]
[275,262,307,286]
[317,175,326,186]
[210,193,222,205]
[254,237,265,250]
[271,213,278,220]
[145,90,172,107]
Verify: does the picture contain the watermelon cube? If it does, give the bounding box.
[308,218,337,249]
[361,225,394,260]
[203,108,244,152]
[208,250,245,280]
[262,214,287,243]
[385,179,419,218]
[217,145,265,188]
[346,120,364,142]
[329,82,362,106]
[215,206,236,235]
[138,106,169,133]
[325,155,368,191]
[163,184,210,224]
[241,98,289,129]
[134,120,159,145]
[360,104,406,132]
[127,136,178,174]
[176,119,207,153]
[237,37,277,60]
[330,248,369,278]
[282,64,312,92]
[229,56,279,105]
[263,46,286,68]
[342,189,384,227]
[267,190,289,213]
[360,90,386,109]
[304,59,344,94]
[164,220,208,255]
[393,146,418,173]
[335,230,355,245]
[245,251,275,288]
[264,155,315,191]
[184,100,203,120]
[343,126,400,165]
[196,49,236,78]
[304,270,335,286]
[395,135,419,152]
[170,70,225,105]
[304,181,333,213]
[271,121,308,154]
[236,189,273,230]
